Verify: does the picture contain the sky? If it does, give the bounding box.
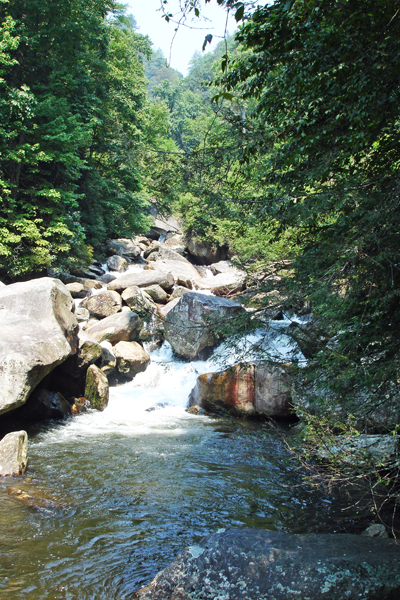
[126,0,241,75]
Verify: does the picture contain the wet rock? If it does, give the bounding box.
[65,282,88,299]
[188,363,293,419]
[82,290,122,318]
[133,527,400,600]
[12,389,71,422]
[71,397,90,415]
[107,271,174,293]
[186,237,229,265]
[106,238,141,259]
[121,286,156,316]
[106,254,128,273]
[99,341,117,375]
[164,292,244,359]
[143,284,168,304]
[362,523,389,538]
[84,364,109,411]
[85,311,141,344]
[0,278,78,416]
[114,341,150,378]
[0,431,28,476]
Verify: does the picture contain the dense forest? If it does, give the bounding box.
[1,0,400,499]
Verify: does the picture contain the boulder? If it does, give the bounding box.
[164,292,244,359]
[0,431,28,476]
[170,285,191,300]
[133,528,400,600]
[188,363,293,419]
[143,284,168,304]
[149,208,181,239]
[106,238,141,259]
[186,237,229,265]
[85,311,141,344]
[84,365,109,411]
[12,389,71,422]
[106,254,128,273]
[114,341,150,378]
[99,273,117,284]
[144,242,188,263]
[99,342,117,375]
[65,282,88,299]
[157,297,180,319]
[121,286,156,315]
[82,290,122,318]
[107,271,174,293]
[75,306,90,323]
[362,523,389,538]
[151,259,200,288]
[61,274,104,290]
[316,434,399,466]
[194,268,247,294]
[60,329,103,376]
[0,278,78,416]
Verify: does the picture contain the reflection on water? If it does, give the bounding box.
[0,340,357,600]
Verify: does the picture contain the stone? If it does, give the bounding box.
[188,362,293,419]
[107,271,174,293]
[164,292,244,359]
[82,290,122,318]
[17,389,71,421]
[144,242,188,263]
[84,365,109,411]
[82,317,100,330]
[317,434,399,466]
[362,523,389,538]
[0,281,6,287]
[194,268,247,294]
[121,286,156,315]
[75,306,90,323]
[114,341,150,378]
[65,282,88,299]
[186,237,229,265]
[60,274,103,290]
[149,208,181,239]
[0,278,78,416]
[106,254,128,272]
[151,259,200,288]
[0,431,28,476]
[106,238,141,259]
[71,397,90,415]
[210,260,235,275]
[170,286,191,300]
[133,527,400,600]
[99,342,117,375]
[143,284,168,304]
[99,273,117,284]
[85,311,141,344]
[157,298,180,319]
[62,329,103,375]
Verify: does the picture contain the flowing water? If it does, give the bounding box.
[0,325,361,599]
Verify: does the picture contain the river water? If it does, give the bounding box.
[0,314,362,599]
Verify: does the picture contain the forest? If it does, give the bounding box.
[1,0,400,501]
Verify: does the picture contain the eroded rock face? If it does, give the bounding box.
[0,278,78,416]
[0,431,28,476]
[188,363,293,419]
[84,365,109,411]
[107,271,174,293]
[164,292,244,359]
[114,341,150,378]
[85,311,141,344]
[82,290,122,318]
[133,528,400,600]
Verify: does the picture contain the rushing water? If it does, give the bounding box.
[0,329,362,600]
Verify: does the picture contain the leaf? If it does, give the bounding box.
[202,34,213,52]
[235,4,245,22]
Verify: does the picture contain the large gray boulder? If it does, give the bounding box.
[151,259,200,288]
[82,290,122,318]
[114,341,150,378]
[121,286,156,315]
[0,431,28,476]
[0,278,78,416]
[85,311,141,344]
[107,271,174,293]
[164,292,244,359]
[106,254,128,272]
[188,362,293,419]
[133,528,400,600]
[106,238,141,259]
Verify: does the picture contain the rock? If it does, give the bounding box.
[170,286,191,300]
[0,281,6,287]
[186,237,229,265]
[75,306,90,323]
[84,365,109,411]
[151,258,200,288]
[143,284,168,304]
[144,242,188,263]
[164,292,244,359]
[82,290,122,318]
[157,297,180,319]
[188,362,293,419]
[133,235,152,248]
[0,431,28,476]
[99,273,117,284]
[12,389,71,421]
[121,286,156,315]
[0,278,78,416]
[82,317,100,330]
[194,268,247,295]
[106,254,128,272]
[107,271,174,293]
[106,238,141,259]
[114,341,150,378]
[316,434,398,466]
[85,311,141,344]
[149,208,181,239]
[210,260,235,275]
[362,523,389,538]
[164,234,186,255]
[71,397,90,415]
[65,329,103,375]
[99,342,117,375]
[65,282,88,299]
[133,528,400,600]
[60,274,103,290]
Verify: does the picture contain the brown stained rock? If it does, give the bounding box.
[0,431,28,476]
[82,290,122,318]
[114,341,150,379]
[84,365,109,411]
